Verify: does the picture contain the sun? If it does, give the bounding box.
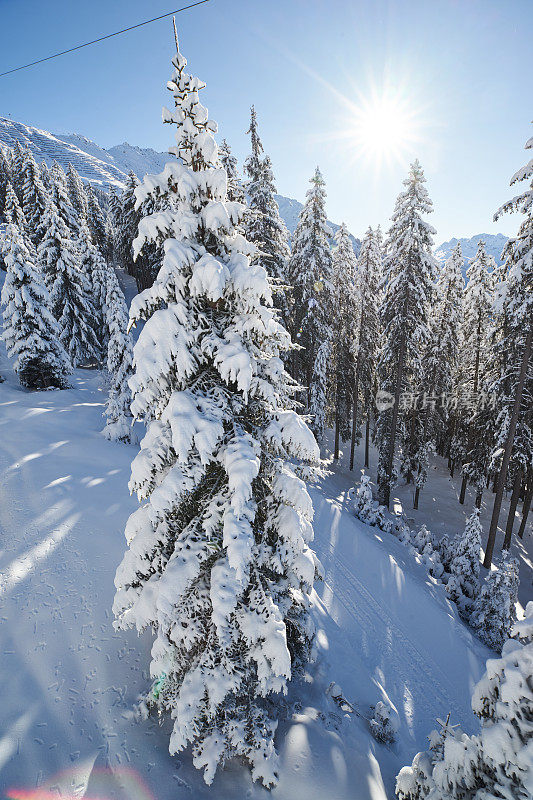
[349,90,420,167]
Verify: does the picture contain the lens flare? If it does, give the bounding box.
[6,766,156,800]
[349,89,421,168]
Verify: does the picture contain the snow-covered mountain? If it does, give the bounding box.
[0,117,127,189]
[0,116,359,248]
[5,117,510,262]
[435,233,509,276]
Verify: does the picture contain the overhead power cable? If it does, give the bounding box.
[0,1,211,79]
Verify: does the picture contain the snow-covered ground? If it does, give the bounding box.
[0,337,500,799]
[328,431,532,610]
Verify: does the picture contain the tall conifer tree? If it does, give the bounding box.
[244,107,291,325]
[113,32,321,786]
[376,161,436,507]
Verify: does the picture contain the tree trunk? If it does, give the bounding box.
[459,474,468,504]
[364,414,370,469]
[334,406,340,461]
[518,480,532,539]
[450,461,455,478]
[382,330,406,508]
[503,468,523,550]
[349,357,362,471]
[414,485,420,510]
[484,327,532,568]
[475,490,482,509]
[486,473,491,489]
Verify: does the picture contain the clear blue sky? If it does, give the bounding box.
[0,0,531,241]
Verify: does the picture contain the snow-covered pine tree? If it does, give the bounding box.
[115,171,138,274]
[10,140,26,204]
[113,33,321,787]
[397,603,533,800]
[471,550,519,650]
[376,161,436,507]
[309,336,332,443]
[330,223,358,458]
[456,240,495,506]
[0,147,12,221]
[1,196,71,389]
[105,187,120,265]
[287,167,332,411]
[3,179,26,229]
[446,507,481,613]
[483,129,533,566]
[21,148,48,247]
[353,473,377,524]
[86,184,107,254]
[427,243,464,460]
[102,271,136,443]
[243,106,291,326]
[50,161,81,236]
[67,162,88,222]
[38,195,101,366]
[218,138,245,204]
[1,180,25,273]
[40,160,51,192]
[77,217,110,348]
[350,226,381,471]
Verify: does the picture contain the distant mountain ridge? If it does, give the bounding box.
[434,233,509,277]
[0,116,359,249]
[0,117,127,189]
[1,117,508,263]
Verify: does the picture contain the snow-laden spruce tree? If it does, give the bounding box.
[457,240,495,504]
[10,140,26,203]
[1,178,24,269]
[396,603,533,800]
[113,34,321,787]
[287,167,332,409]
[376,161,436,507]
[102,271,136,443]
[470,550,519,650]
[353,473,377,523]
[38,197,101,366]
[21,147,48,247]
[350,226,382,470]
[105,187,120,265]
[67,162,88,223]
[309,336,332,443]
[50,162,81,236]
[115,171,140,276]
[0,147,12,220]
[78,218,110,310]
[484,129,533,564]
[3,176,26,229]
[219,138,245,204]
[445,507,481,613]
[243,106,291,326]
[86,184,107,253]
[427,243,464,459]
[330,223,358,458]
[1,190,71,389]
[39,160,51,192]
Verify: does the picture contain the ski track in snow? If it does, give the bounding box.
[0,359,494,800]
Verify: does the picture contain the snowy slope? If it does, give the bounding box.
[0,117,359,247]
[0,333,492,798]
[435,233,509,276]
[0,117,127,190]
